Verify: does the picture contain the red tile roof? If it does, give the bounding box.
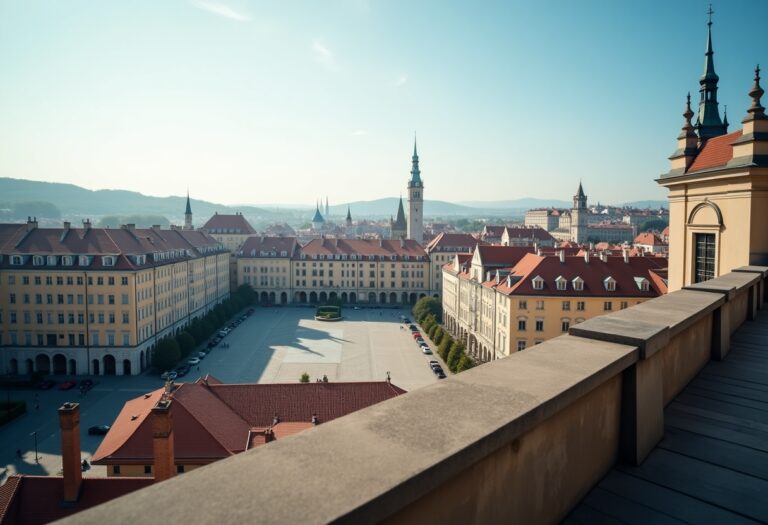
[0,476,152,525]
[688,130,742,173]
[92,379,405,465]
[633,232,666,246]
[476,245,536,266]
[424,233,481,253]
[494,253,667,297]
[238,236,298,257]
[503,226,556,243]
[299,238,427,259]
[201,213,257,234]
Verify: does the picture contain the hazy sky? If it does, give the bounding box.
[1,1,766,206]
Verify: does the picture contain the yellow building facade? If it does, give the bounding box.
[0,222,229,376]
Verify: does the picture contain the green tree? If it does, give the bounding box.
[428,323,440,340]
[447,340,465,372]
[236,284,256,305]
[456,355,476,373]
[152,338,181,371]
[433,327,444,345]
[438,335,453,360]
[300,372,310,383]
[413,296,442,323]
[177,332,196,356]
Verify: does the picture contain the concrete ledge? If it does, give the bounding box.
[569,317,669,359]
[683,272,760,301]
[733,265,768,278]
[63,336,637,525]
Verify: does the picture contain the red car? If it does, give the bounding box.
[58,380,77,391]
[412,332,422,339]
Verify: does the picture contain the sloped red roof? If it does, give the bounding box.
[688,130,742,173]
[201,213,256,234]
[424,233,480,252]
[92,380,406,465]
[0,476,152,525]
[238,236,298,257]
[476,245,536,266]
[633,232,666,246]
[299,238,427,259]
[503,226,556,242]
[494,253,667,297]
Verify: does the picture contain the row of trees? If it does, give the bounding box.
[151,285,256,371]
[412,297,475,374]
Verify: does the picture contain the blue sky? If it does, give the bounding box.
[0,0,766,207]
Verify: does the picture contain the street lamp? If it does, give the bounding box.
[30,431,39,463]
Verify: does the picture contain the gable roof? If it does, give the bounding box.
[424,233,480,253]
[633,232,666,246]
[238,236,298,257]
[201,213,256,234]
[688,130,742,173]
[475,245,536,267]
[299,238,427,259]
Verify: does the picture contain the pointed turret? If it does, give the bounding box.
[406,135,424,243]
[346,205,352,224]
[391,197,407,239]
[743,65,766,122]
[311,203,325,231]
[696,6,728,140]
[184,191,193,230]
[409,136,422,186]
[669,93,701,172]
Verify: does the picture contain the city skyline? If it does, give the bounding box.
[1,1,766,206]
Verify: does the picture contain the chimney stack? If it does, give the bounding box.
[27,217,38,232]
[584,251,589,263]
[623,248,629,264]
[63,221,71,231]
[58,402,83,503]
[559,250,565,263]
[82,219,92,232]
[151,399,175,482]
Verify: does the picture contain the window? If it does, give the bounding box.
[620,301,628,310]
[144,465,152,475]
[112,466,120,475]
[562,301,570,311]
[518,300,527,310]
[604,301,612,311]
[535,300,544,310]
[572,277,584,291]
[532,275,544,290]
[576,301,585,311]
[121,276,129,285]
[518,319,527,331]
[561,320,570,332]
[604,277,616,292]
[176,465,185,474]
[535,320,544,332]
[694,233,716,283]
[555,276,567,291]
[517,340,526,351]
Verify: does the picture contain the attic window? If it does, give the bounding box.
[280,251,287,257]
[532,275,544,290]
[572,277,584,291]
[61,256,73,266]
[555,276,567,291]
[79,255,91,267]
[10,255,23,265]
[46,255,57,266]
[635,277,650,292]
[102,256,116,267]
[33,255,44,266]
[604,276,616,292]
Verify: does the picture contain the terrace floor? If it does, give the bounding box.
[566,313,768,524]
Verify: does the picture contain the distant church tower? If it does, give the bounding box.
[325,196,330,217]
[390,197,407,240]
[570,182,587,243]
[312,201,325,232]
[345,206,354,238]
[407,138,424,243]
[695,6,728,141]
[184,192,193,230]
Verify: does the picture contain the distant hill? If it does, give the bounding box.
[457,198,572,210]
[0,178,278,225]
[328,198,502,218]
[622,200,668,209]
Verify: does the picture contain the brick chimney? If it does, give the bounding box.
[58,402,83,503]
[151,399,175,482]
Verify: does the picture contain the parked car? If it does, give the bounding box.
[436,370,447,379]
[421,346,432,355]
[79,379,94,391]
[416,338,425,345]
[402,318,412,324]
[432,365,444,375]
[58,380,77,391]
[36,379,55,390]
[411,332,422,339]
[188,357,201,366]
[197,351,207,359]
[246,308,255,315]
[160,371,177,381]
[88,425,111,436]
[409,325,418,331]
[175,365,191,377]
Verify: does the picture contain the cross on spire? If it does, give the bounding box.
[707,4,714,26]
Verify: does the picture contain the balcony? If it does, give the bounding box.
[63,268,768,524]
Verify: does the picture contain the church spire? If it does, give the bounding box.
[184,191,193,230]
[346,205,352,222]
[696,5,727,140]
[409,135,422,186]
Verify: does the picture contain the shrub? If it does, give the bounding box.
[433,327,444,345]
[438,336,453,360]
[456,355,476,373]
[152,338,181,371]
[413,296,442,323]
[300,372,310,383]
[447,340,465,372]
[428,324,440,340]
[177,332,196,356]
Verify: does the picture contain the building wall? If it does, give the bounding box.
[105,463,205,478]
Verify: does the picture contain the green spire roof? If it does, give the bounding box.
[312,204,325,223]
[696,6,727,139]
[346,206,352,221]
[409,137,422,186]
[393,197,407,230]
[185,192,192,215]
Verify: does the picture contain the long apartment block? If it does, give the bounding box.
[0,219,230,376]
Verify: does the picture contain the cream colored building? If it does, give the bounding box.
[442,248,667,362]
[237,237,432,305]
[0,221,229,376]
[658,22,768,290]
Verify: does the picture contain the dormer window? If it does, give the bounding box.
[555,276,567,291]
[572,277,584,291]
[102,256,116,267]
[635,277,650,292]
[32,255,44,266]
[79,255,91,266]
[61,256,73,266]
[11,255,23,266]
[281,251,288,257]
[532,275,544,290]
[604,276,616,291]
[46,255,57,266]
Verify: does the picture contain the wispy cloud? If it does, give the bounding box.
[352,130,368,136]
[312,40,337,70]
[191,0,250,22]
[393,74,408,87]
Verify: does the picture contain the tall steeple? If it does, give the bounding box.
[391,196,407,240]
[325,196,329,217]
[696,5,728,140]
[184,191,193,230]
[346,205,352,224]
[407,135,424,243]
